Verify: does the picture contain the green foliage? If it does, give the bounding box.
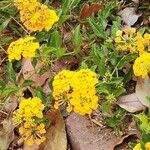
[136,114,150,134]
[105,108,127,135]
[6,62,16,84]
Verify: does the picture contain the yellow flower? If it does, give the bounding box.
[37,123,46,134]
[7,36,39,62]
[115,28,149,54]
[144,33,150,44]
[53,69,99,115]
[12,97,46,145]
[14,0,37,10]
[19,2,59,32]
[133,52,150,78]
[137,32,145,53]
[133,143,142,150]
[115,37,122,43]
[145,142,150,150]
[116,30,122,36]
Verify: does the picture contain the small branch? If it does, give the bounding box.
[10,16,30,35]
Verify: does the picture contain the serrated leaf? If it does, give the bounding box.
[0,80,6,90]
[96,83,110,94]
[22,80,35,87]
[117,53,137,69]
[109,77,123,84]
[7,62,16,83]
[2,86,19,97]
[73,25,81,47]
[35,87,46,102]
[0,18,11,34]
[111,17,121,38]
[113,87,125,97]
[89,18,105,39]
[49,30,62,49]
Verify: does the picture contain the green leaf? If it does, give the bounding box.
[61,0,80,15]
[101,101,110,113]
[55,48,66,58]
[72,25,81,47]
[0,18,11,34]
[97,59,106,77]
[109,77,123,84]
[89,18,106,39]
[36,31,50,42]
[35,87,46,102]
[0,81,6,91]
[58,15,70,26]
[111,17,121,38]
[117,53,137,69]
[99,1,116,19]
[7,62,16,83]
[49,30,62,49]
[105,117,121,128]
[96,83,110,94]
[113,87,125,97]
[22,80,35,87]
[123,68,133,83]
[2,86,19,97]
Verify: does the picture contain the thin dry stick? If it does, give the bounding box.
[0,45,7,54]
[10,16,30,35]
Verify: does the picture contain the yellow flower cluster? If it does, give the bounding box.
[14,0,59,32]
[13,97,46,145]
[133,52,150,78]
[115,28,150,54]
[7,36,39,62]
[53,69,99,115]
[133,142,150,150]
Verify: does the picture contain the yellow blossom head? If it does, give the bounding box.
[53,69,99,115]
[14,0,37,10]
[13,97,46,145]
[115,28,150,54]
[133,52,150,78]
[133,143,142,150]
[7,36,39,62]
[145,142,150,150]
[19,2,59,32]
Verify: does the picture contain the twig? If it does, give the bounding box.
[0,45,7,54]
[10,16,30,35]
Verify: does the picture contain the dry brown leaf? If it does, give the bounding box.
[21,58,50,87]
[135,77,150,107]
[39,110,67,150]
[66,113,137,150]
[4,96,18,114]
[23,144,39,150]
[117,93,146,113]
[0,119,15,150]
[52,57,80,73]
[118,7,141,26]
[80,3,104,19]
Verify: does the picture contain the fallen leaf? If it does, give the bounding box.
[0,119,15,150]
[52,57,80,73]
[66,113,136,150]
[80,3,104,19]
[135,77,150,107]
[118,7,141,26]
[4,96,18,114]
[39,110,67,150]
[21,58,50,87]
[23,144,39,150]
[117,93,146,113]
[132,0,139,4]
